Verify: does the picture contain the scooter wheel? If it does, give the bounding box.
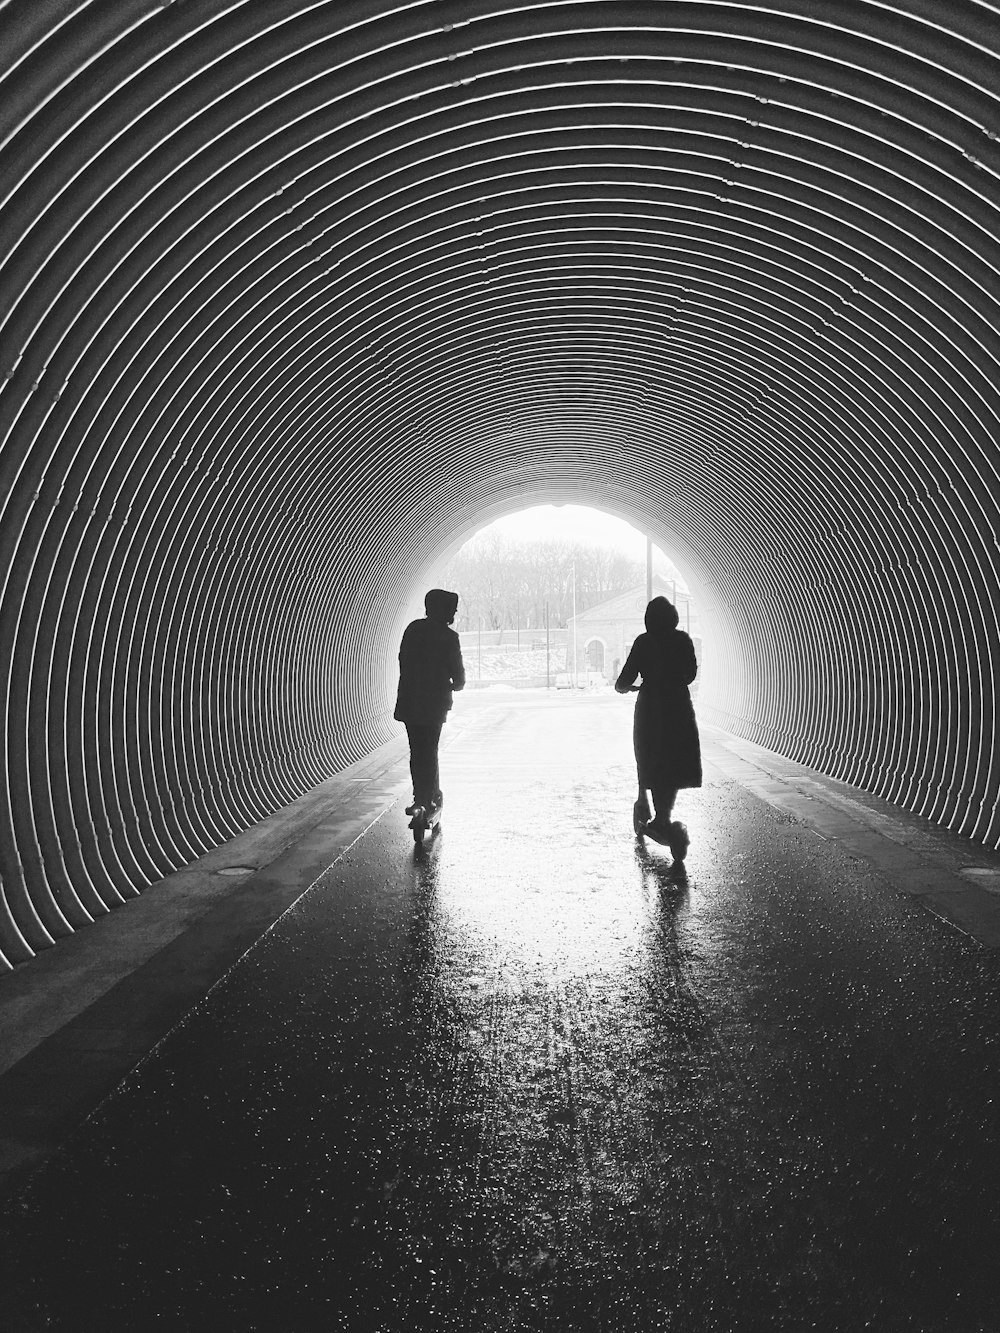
[409,806,427,844]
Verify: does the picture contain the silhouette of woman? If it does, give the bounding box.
[394,589,466,816]
[615,596,701,860]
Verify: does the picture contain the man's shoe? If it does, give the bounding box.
[405,803,418,816]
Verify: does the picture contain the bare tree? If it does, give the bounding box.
[440,535,647,632]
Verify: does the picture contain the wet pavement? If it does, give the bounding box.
[2,693,1000,1331]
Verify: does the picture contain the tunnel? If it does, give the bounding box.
[1,0,999,973]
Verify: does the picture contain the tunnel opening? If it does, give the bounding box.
[419,501,704,692]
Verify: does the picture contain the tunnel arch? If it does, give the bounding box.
[1,1,999,969]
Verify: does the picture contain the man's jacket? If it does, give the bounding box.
[393,618,466,725]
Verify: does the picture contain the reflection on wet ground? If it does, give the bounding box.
[2,695,999,1331]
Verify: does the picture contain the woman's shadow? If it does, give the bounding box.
[634,836,689,893]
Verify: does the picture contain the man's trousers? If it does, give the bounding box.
[405,721,443,808]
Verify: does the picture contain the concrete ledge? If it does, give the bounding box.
[0,735,411,1078]
[705,725,1000,947]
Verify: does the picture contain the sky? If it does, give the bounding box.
[479,504,651,558]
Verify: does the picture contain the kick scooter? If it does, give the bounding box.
[633,788,653,836]
[625,688,663,840]
[407,799,442,846]
[624,688,688,859]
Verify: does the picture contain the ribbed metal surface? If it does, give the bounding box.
[1,1,998,968]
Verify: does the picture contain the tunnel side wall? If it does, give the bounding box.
[0,2,998,969]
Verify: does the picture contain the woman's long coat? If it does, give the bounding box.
[615,629,702,789]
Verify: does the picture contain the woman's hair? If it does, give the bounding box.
[644,595,679,633]
[424,588,459,622]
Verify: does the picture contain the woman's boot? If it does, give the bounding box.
[668,821,689,862]
[633,788,651,834]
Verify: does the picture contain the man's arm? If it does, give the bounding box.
[398,621,417,670]
[450,636,466,692]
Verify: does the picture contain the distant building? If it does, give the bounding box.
[566,576,700,682]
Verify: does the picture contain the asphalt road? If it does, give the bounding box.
[2,694,999,1331]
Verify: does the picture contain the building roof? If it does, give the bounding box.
[568,576,682,625]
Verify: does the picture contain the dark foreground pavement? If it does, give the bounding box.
[2,694,1000,1331]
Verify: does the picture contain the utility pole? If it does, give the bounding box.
[545,601,550,689]
[572,561,578,688]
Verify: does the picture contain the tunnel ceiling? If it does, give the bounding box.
[1,1,999,968]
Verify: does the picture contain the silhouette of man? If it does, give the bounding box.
[394,589,466,815]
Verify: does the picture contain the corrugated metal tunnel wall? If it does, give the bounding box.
[1,1,998,970]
